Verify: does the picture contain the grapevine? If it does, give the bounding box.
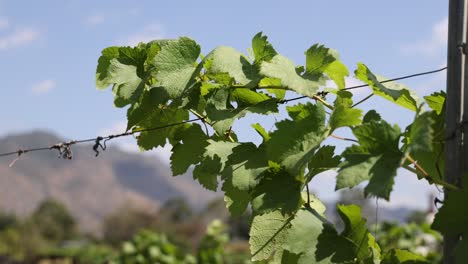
[96,33,467,263]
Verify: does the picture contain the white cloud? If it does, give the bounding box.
[0,27,40,50]
[84,14,104,26]
[31,79,56,94]
[0,17,9,30]
[401,17,448,56]
[123,23,166,46]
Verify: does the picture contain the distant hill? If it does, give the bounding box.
[0,131,218,232]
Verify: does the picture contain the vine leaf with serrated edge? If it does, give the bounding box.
[306,145,341,181]
[404,92,446,183]
[170,124,209,176]
[136,106,189,151]
[336,118,403,200]
[355,63,422,111]
[204,46,259,87]
[222,143,269,192]
[96,46,149,108]
[249,210,294,261]
[267,102,329,178]
[281,202,330,263]
[150,37,201,99]
[329,90,362,131]
[381,249,429,264]
[251,162,304,215]
[193,140,240,191]
[252,32,278,64]
[260,54,325,97]
[305,44,349,89]
[315,205,381,263]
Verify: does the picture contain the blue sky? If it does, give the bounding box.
[0,0,448,210]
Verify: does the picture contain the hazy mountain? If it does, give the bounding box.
[0,131,218,232]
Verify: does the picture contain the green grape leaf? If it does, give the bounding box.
[126,87,169,130]
[192,138,240,191]
[151,37,201,98]
[203,89,233,134]
[206,92,278,135]
[305,44,349,89]
[96,46,120,89]
[403,111,434,155]
[109,61,147,107]
[249,210,292,261]
[404,105,445,182]
[455,238,468,264]
[222,179,250,216]
[251,165,303,214]
[252,123,271,143]
[200,81,218,97]
[193,156,221,191]
[222,143,269,191]
[307,145,341,180]
[260,55,324,97]
[424,91,445,115]
[315,224,354,263]
[302,192,327,216]
[316,205,381,263]
[363,110,382,123]
[355,63,421,111]
[273,250,301,264]
[381,249,428,264]
[96,46,150,107]
[230,89,274,108]
[329,90,362,131]
[204,72,233,88]
[204,46,259,87]
[116,46,148,71]
[267,102,328,177]
[204,140,240,172]
[336,120,403,200]
[336,205,377,260]
[136,106,189,150]
[259,77,286,100]
[170,124,209,176]
[143,41,162,66]
[252,32,278,63]
[205,87,231,110]
[282,208,329,264]
[432,174,468,236]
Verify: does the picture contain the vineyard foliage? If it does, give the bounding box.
[96,33,467,263]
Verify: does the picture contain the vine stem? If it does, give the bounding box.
[189,109,206,122]
[330,134,358,143]
[189,109,235,143]
[189,109,210,134]
[402,165,418,174]
[305,184,311,208]
[405,154,429,178]
[231,85,287,90]
[312,95,334,110]
[402,160,459,190]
